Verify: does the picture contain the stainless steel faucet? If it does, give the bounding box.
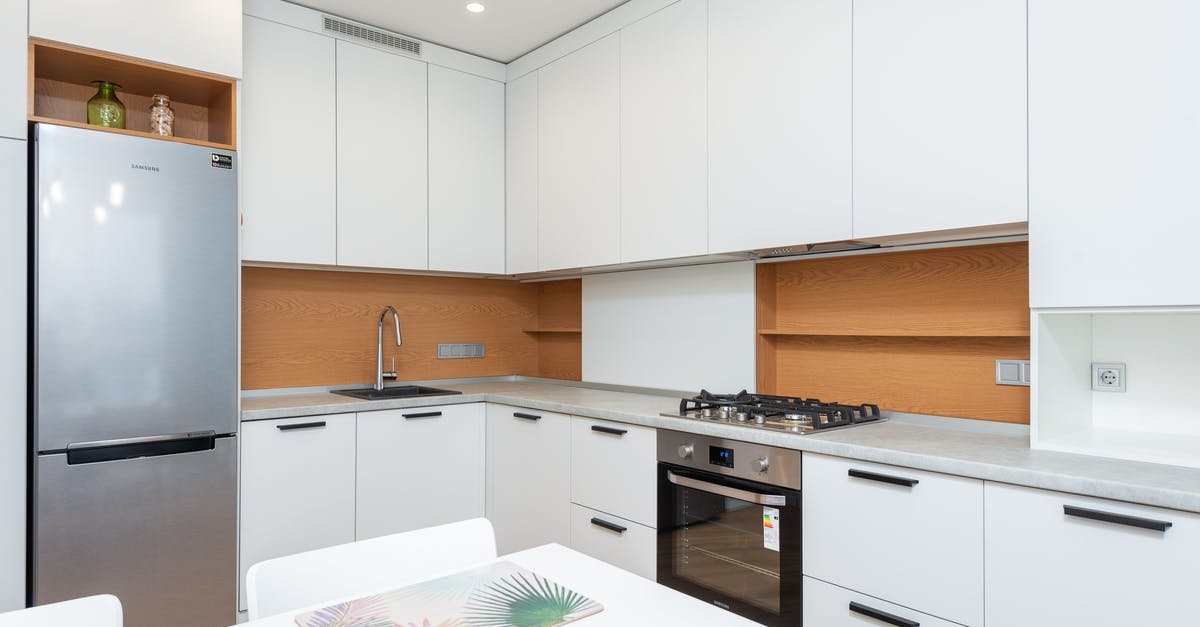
[375,305,402,391]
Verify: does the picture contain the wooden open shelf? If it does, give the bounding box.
[528,280,583,380]
[757,242,1031,423]
[29,39,236,150]
[523,327,583,333]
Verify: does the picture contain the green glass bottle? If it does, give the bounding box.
[86,81,126,129]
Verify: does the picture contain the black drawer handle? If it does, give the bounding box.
[277,421,327,431]
[403,411,443,419]
[1064,505,1172,532]
[849,601,920,627]
[591,425,627,436]
[848,468,919,488]
[513,412,542,421]
[590,517,627,534]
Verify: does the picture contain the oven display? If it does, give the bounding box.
[709,446,734,468]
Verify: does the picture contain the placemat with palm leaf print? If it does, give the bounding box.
[294,560,603,627]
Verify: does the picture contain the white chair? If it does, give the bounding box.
[246,517,497,619]
[0,595,122,627]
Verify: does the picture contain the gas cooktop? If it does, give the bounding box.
[660,389,884,434]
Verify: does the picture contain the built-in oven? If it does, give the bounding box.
[657,430,802,626]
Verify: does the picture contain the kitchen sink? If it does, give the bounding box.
[330,385,463,401]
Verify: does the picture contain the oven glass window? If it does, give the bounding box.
[667,485,782,614]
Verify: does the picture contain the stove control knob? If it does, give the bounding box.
[754,457,770,473]
[678,444,695,460]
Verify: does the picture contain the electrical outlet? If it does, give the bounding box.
[1091,362,1126,392]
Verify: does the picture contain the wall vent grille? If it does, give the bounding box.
[323,16,422,56]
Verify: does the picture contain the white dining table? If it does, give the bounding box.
[239,542,761,626]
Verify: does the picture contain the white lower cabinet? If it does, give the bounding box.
[239,414,357,611]
[356,404,485,540]
[803,453,982,626]
[570,417,657,527]
[985,482,1200,627]
[804,576,961,627]
[485,404,571,555]
[570,504,656,581]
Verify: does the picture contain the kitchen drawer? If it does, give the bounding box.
[986,482,1200,627]
[804,576,963,627]
[803,453,982,626]
[569,504,656,580]
[356,403,485,540]
[239,413,356,611]
[570,417,657,527]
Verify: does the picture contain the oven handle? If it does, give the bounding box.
[667,471,787,506]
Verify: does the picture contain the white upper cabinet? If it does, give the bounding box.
[428,66,505,274]
[852,0,1027,239]
[0,0,26,140]
[708,0,853,254]
[336,40,428,271]
[241,16,337,265]
[620,0,707,263]
[505,72,539,275]
[30,0,241,77]
[538,34,621,271]
[1028,0,1200,308]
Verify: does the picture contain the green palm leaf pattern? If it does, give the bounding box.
[460,572,599,627]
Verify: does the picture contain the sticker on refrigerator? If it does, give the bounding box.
[763,507,780,552]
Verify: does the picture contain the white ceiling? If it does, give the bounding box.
[291,0,631,63]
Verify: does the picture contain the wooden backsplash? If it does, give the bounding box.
[241,268,580,390]
[757,242,1031,423]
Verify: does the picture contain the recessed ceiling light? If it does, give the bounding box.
[465,2,485,13]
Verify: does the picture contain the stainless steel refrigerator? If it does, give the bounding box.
[30,123,238,627]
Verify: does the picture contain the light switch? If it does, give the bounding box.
[995,359,1030,387]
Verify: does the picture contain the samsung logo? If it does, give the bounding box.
[130,163,160,172]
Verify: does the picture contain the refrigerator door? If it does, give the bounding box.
[33,436,236,627]
[33,123,238,450]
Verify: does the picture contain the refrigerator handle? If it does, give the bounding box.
[65,431,218,465]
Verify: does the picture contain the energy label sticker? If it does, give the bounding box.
[763,507,780,552]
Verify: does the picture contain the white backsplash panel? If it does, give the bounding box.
[582,261,755,392]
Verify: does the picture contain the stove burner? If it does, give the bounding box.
[673,390,882,434]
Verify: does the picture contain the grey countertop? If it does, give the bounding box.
[241,379,1200,514]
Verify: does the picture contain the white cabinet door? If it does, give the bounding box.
[241,17,336,265]
[570,417,657,528]
[620,0,707,263]
[1028,0,1200,307]
[29,0,241,77]
[485,405,571,555]
[429,66,505,274]
[986,482,1200,627]
[505,72,539,274]
[0,138,26,612]
[708,0,852,254]
[538,34,620,271]
[803,453,983,626]
[570,505,656,580]
[0,0,26,140]
[852,0,1027,239]
[356,404,485,540]
[803,577,961,627]
[239,414,356,611]
[336,40,428,271]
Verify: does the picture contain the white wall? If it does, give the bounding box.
[582,262,756,392]
[0,137,26,612]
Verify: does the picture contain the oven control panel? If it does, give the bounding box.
[658,429,801,490]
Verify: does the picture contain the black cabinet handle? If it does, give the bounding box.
[849,601,920,627]
[590,517,627,534]
[1064,505,1173,532]
[513,412,542,421]
[277,421,327,431]
[403,411,443,419]
[591,425,627,436]
[848,468,919,488]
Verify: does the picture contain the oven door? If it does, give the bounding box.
[657,463,801,626]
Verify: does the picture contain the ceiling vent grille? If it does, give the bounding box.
[323,16,422,56]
